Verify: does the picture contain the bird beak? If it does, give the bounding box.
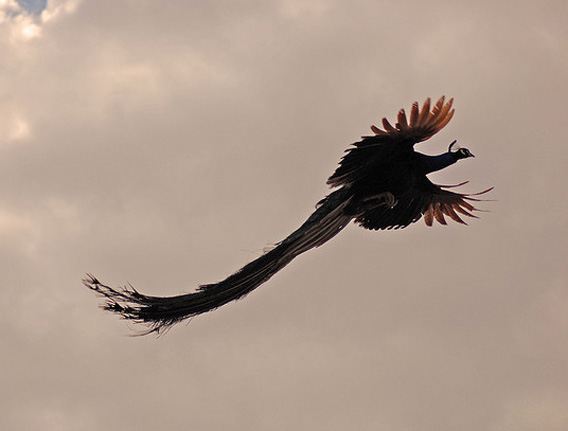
[470,153,475,158]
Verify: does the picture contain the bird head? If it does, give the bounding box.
[448,140,475,159]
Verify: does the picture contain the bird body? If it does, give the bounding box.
[85,96,492,334]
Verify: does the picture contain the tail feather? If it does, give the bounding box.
[84,187,354,335]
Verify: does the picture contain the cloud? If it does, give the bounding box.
[0,1,567,431]
[1,0,40,41]
[0,110,30,143]
[0,0,78,42]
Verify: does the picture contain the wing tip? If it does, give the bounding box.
[368,95,455,141]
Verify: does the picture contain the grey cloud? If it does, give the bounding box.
[1,1,567,430]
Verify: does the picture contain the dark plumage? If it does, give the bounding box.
[84,96,492,334]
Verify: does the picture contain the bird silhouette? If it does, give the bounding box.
[84,96,492,335]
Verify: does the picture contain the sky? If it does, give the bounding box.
[1,0,567,430]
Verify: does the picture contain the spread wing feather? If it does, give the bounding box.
[355,179,493,230]
[327,96,455,187]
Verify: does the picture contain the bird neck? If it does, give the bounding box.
[416,151,458,175]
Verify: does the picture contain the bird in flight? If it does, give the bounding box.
[84,96,492,335]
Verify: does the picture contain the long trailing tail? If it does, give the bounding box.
[84,186,355,335]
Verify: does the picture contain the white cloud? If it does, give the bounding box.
[41,0,79,23]
[0,106,31,144]
[0,207,32,234]
[0,0,22,17]
[0,0,79,42]
[1,0,41,41]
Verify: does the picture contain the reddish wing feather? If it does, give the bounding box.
[422,186,493,227]
[369,96,454,139]
[353,181,492,231]
[417,98,431,126]
[327,96,455,188]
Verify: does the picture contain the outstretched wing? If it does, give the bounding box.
[327,96,455,188]
[355,178,493,230]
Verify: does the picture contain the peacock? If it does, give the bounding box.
[84,96,492,334]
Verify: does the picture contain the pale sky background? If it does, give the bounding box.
[1,1,567,430]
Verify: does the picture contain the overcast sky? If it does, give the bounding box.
[1,1,567,430]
